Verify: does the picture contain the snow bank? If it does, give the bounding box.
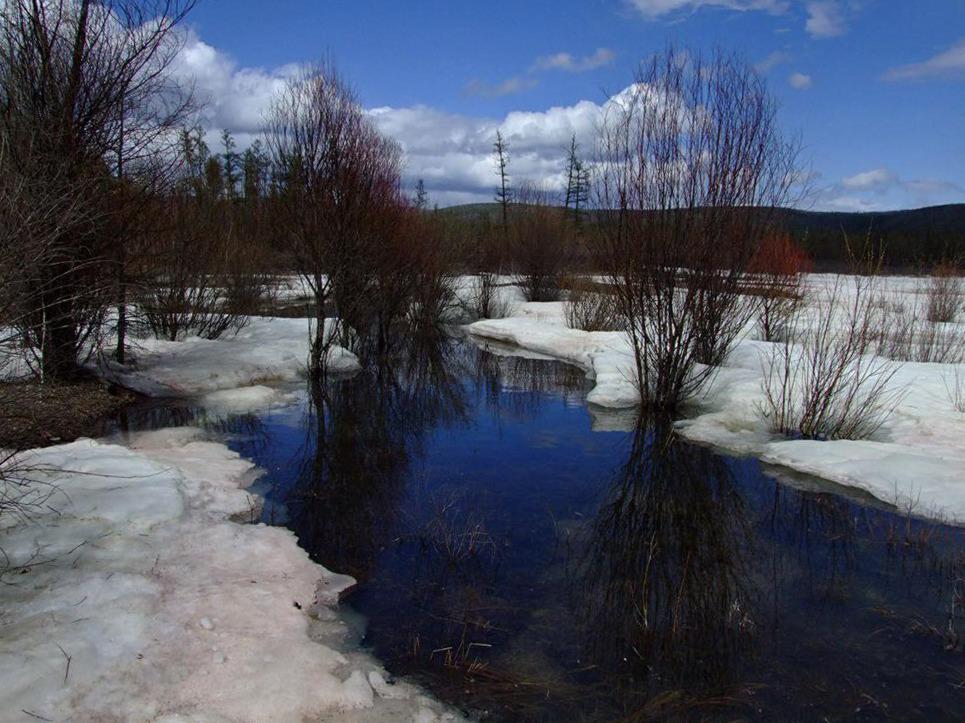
[467,284,965,523]
[98,317,360,399]
[0,430,462,722]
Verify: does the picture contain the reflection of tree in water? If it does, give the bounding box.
[466,341,588,423]
[578,421,756,712]
[286,334,471,582]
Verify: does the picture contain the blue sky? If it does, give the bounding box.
[178,0,965,211]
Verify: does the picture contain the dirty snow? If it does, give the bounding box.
[0,429,462,722]
[97,317,360,400]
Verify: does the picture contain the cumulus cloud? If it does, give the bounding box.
[626,0,787,19]
[788,72,813,89]
[171,30,301,142]
[805,1,846,38]
[533,48,616,73]
[368,97,610,205]
[882,38,965,81]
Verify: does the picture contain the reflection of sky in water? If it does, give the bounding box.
[107,337,965,722]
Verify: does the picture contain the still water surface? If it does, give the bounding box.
[113,336,965,721]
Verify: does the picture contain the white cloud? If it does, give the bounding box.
[171,30,301,138]
[463,76,539,97]
[805,1,846,38]
[813,168,964,211]
[789,72,813,89]
[626,0,787,19]
[368,97,609,204]
[533,48,616,73]
[882,38,965,81]
[842,168,896,190]
[755,50,791,73]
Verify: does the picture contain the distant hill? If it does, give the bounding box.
[438,202,965,269]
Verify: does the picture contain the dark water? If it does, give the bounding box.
[111,336,965,722]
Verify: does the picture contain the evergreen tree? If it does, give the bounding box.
[221,129,239,199]
[415,178,428,210]
[563,135,589,227]
[493,130,511,233]
[243,140,269,200]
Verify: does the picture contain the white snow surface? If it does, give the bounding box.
[467,281,965,523]
[0,428,463,722]
[98,317,360,402]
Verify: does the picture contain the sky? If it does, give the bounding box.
[175,0,965,212]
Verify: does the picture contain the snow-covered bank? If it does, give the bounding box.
[97,317,359,409]
[467,294,965,524]
[0,429,461,722]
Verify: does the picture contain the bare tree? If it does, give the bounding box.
[264,60,409,371]
[594,47,800,409]
[0,0,196,379]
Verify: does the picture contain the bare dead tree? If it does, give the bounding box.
[0,0,196,379]
[594,47,800,409]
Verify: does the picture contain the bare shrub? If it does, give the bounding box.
[265,60,406,372]
[748,233,811,342]
[760,274,903,440]
[138,131,271,341]
[564,280,623,332]
[594,47,800,409]
[874,287,965,364]
[465,273,510,320]
[925,261,963,323]
[509,184,572,302]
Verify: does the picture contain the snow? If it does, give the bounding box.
[97,316,360,398]
[466,277,965,523]
[0,429,463,722]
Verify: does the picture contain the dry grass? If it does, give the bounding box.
[944,368,965,413]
